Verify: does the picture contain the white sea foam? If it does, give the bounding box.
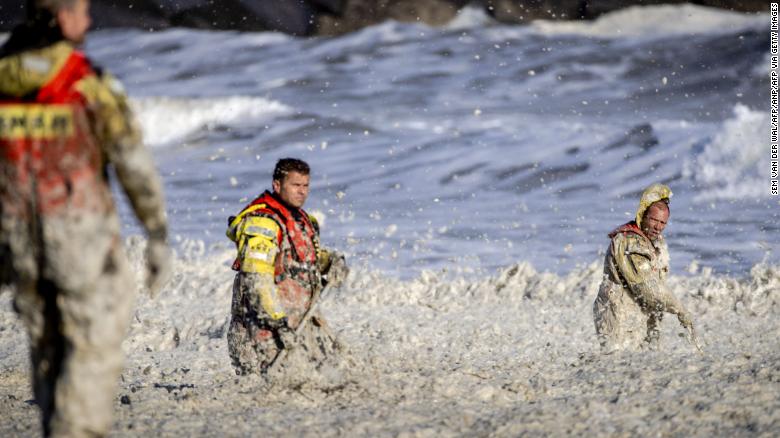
[131,96,291,146]
[117,237,780,353]
[3,236,777,361]
[753,51,772,77]
[446,5,496,30]
[95,234,780,411]
[683,104,768,201]
[2,236,779,435]
[0,9,777,435]
[532,4,766,38]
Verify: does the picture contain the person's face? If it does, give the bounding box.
[58,0,91,45]
[273,171,310,208]
[641,203,669,241]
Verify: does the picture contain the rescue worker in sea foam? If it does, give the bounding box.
[226,158,349,375]
[593,183,695,351]
[0,0,171,436]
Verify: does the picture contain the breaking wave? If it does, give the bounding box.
[532,4,767,38]
[683,104,768,201]
[131,96,291,146]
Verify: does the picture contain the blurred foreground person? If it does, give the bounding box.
[0,0,170,435]
[593,183,698,352]
[227,158,349,376]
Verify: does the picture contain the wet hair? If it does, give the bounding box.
[272,158,310,182]
[648,199,670,215]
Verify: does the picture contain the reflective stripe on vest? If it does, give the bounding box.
[241,192,317,264]
[0,50,104,217]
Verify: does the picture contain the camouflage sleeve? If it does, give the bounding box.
[612,234,686,316]
[77,70,167,239]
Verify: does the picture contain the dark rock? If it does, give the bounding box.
[0,0,172,30]
[0,0,336,34]
[0,1,25,29]
[89,0,169,30]
[168,0,318,35]
[315,0,471,35]
[120,394,131,405]
[0,0,769,35]
[483,0,587,22]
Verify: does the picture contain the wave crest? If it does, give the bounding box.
[683,104,767,201]
[131,96,290,146]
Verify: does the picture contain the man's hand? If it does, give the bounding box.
[677,310,704,353]
[677,310,693,330]
[324,252,349,288]
[145,238,171,298]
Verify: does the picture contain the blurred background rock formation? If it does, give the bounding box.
[0,1,770,36]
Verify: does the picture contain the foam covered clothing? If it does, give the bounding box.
[0,34,167,437]
[226,190,342,375]
[593,184,691,350]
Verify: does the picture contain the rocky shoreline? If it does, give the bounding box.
[0,1,769,36]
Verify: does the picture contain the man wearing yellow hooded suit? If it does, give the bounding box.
[593,183,695,351]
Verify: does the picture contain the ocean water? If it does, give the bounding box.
[81,4,776,278]
[1,5,779,436]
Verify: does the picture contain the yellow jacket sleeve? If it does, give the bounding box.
[235,215,286,320]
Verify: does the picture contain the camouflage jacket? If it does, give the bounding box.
[0,37,166,290]
[601,221,682,314]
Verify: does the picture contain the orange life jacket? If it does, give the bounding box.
[231,191,321,324]
[0,50,107,218]
[231,190,319,274]
[608,221,649,241]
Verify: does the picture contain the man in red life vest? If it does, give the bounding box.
[593,183,695,351]
[226,158,348,375]
[0,0,170,435]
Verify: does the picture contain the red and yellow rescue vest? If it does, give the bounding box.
[229,191,321,323]
[0,50,109,218]
[231,191,319,277]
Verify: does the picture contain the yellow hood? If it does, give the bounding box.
[636,183,672,225]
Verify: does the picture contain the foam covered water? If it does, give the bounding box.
[683,104,767,201]
[2,237,779,435]
[84,4,776,277]
[0,5,778,436]
[532,4,767,38]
